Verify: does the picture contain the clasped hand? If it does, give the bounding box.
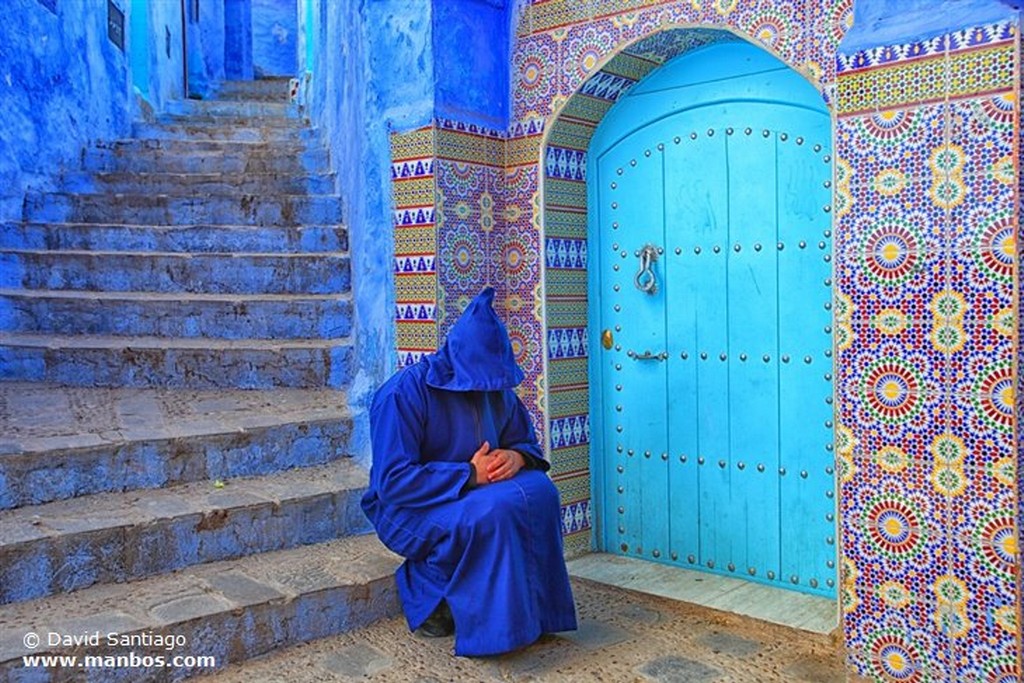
[469,441,524,485]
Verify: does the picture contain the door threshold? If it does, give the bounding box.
[567,552,838,635]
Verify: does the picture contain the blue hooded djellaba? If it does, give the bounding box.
[361,287,578,656]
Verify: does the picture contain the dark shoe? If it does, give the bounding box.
[416,601,454,638]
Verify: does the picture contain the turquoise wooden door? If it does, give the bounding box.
[590,41,836,598]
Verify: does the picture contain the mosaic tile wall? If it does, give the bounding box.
[389,1,1021,677]
[833,20,1020,681]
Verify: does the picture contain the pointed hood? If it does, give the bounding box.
[424,287,525,391]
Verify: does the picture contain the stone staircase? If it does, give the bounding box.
[0,79,399,681]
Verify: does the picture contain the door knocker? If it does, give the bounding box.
[634,244,659,294]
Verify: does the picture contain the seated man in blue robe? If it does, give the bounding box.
[361,287,578,656]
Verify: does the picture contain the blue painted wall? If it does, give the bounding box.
[306,0,435,464]
[0,0,132,221]
[433,0,509,130]
[225,0,255,80]
[186,0,227,98]
[253,0,298,77]
[136,0,188,111]
[842,0,1022,50]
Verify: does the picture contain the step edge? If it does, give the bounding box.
[0,534,400,666]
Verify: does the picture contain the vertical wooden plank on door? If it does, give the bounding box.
[669,124,731,572]
[776,114,836,596]
[592,164,620,555]
[724,118,782,580]
[597,130,669,560]
[663,112,725,568]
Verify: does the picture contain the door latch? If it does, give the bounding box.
[601,329,614,350]
[627,349,668,361]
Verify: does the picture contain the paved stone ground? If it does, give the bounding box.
[198,577,849,682]
[0,382,349,453]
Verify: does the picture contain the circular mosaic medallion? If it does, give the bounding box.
[874,168,908,196]
[930,143,966,174]
[866,495,924,558]
[991,308,1015,337]
[715,0,738,15]
[931,322,966,354]
[933,575,969,605]
[874,308,909,336]
[522,57,543,88]
[828,0,855,42]
[974,211,1015,284]
[875,446,911,473]
[879,580,912,608]
[977,510,1016,581]
[930,175,967,209]
[929,433,966,466]
[929,290,967,319]
[863,223,921,286]
[991,155,1014,185]
[974,361,1014,431]
[868,631,923,681]
[863,358,923,423]
[749,9,790,48]
[976,92,1016,128]
[861,109,916,143]
[931,464,967,496]
[981,655,1020,683]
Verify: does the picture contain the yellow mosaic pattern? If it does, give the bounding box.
[543,208,588,240]
[390,126,434,159]
[392,175,434,208]
[394,225,438,255]
[395,272,436,302]
[545,298,590,330]
[837,53,947,115]
[837,41,1017,115]
[396,320,439,353]
[507,134,543,168]
[548,444,591,478]
[545,178,589,210]
[549,385,589,419]
[518,0,661,35]
[547,119,599,150]
[435,129,503,166]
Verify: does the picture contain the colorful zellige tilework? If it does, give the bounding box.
[391,127,439,369]
[386,4,1021,675]
[834,16,1020,683]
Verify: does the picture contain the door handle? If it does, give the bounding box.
[627,349,668,361]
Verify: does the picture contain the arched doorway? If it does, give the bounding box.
[588,37,836,599]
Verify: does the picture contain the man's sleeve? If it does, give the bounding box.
[369,384,473,508]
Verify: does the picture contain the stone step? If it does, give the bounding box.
[0,250,350,294]
[63,171,337,196]
[0,222,347,253]
[213,77,294,101]
[0,333,353,389]
[0,383,354,509]
[164,98,300,119]
[0,458,371,604]
[85,141,329,175]
[132,120,320,143]
[150,113,313,129]
[23,192,343,227]
[0,534,400,681]
[0,290,352,339]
